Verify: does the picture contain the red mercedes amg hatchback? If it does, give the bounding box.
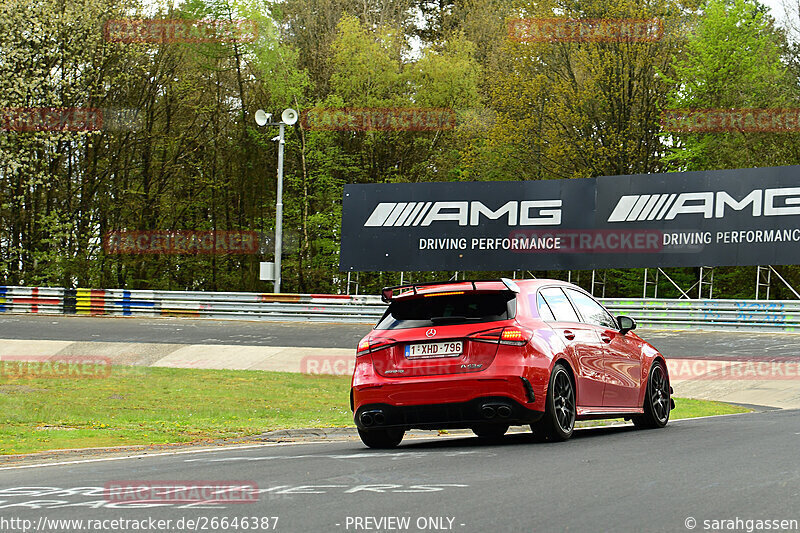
[351,279,673,448]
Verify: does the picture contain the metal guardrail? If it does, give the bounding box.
[601,299,800,332]
[1,286,799,331]
[0,286,385,323]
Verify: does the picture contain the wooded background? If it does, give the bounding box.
[2,0,800,298]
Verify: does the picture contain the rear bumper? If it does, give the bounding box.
[352,359,549,430]
[355,397,544,431]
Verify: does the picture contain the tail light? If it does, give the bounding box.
[468,326,531,346]
[356,337,396,356]
[500,327,532,346]
[468,327,504,344]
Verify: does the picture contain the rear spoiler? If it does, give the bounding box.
[380,278,520,303]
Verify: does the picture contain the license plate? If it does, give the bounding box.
[405,341,463,359]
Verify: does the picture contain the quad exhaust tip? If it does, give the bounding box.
[360,412,374,426]
[360,410,386,427]
[496,405,512,418]
[481,403,513,419]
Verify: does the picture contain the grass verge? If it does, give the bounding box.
[0,366,751,455]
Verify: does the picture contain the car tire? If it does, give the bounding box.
[472,424,509,439]
[632,360,670,429]
[358,428,404,449]
[530,363,575,441]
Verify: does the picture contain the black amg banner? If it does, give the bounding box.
[340,166,800,271]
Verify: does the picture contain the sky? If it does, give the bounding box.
[762,0,798,33]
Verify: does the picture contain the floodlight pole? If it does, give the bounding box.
[256,109,297,293]
[274,122,285,293]
[254,117,284,293]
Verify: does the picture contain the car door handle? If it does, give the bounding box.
[600,333,612,343]
[563,330,575,340]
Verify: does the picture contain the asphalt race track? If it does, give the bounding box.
[3,314,800,358]
[0,314,372,348]
[0,410,798,532]
[2,315,800,532]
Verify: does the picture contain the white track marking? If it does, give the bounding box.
[0,441,334,471]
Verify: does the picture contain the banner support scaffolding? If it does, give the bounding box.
[682,267,715,299]
[643,268,693,299]
[756,266,800,300]
[346,272,360,296]
[698,267,714,299]
[591,270,607,298]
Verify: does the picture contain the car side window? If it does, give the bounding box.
[535,293,556,321]
[538,288,580,322]
[565,289,617,329]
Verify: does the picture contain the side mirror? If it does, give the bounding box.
[617,315,637,335]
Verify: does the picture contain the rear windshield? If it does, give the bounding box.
[375,292,517,330]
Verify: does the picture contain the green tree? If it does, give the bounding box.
[465,0,685,181]
[663,0,800,296]
[663,0,800,171]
